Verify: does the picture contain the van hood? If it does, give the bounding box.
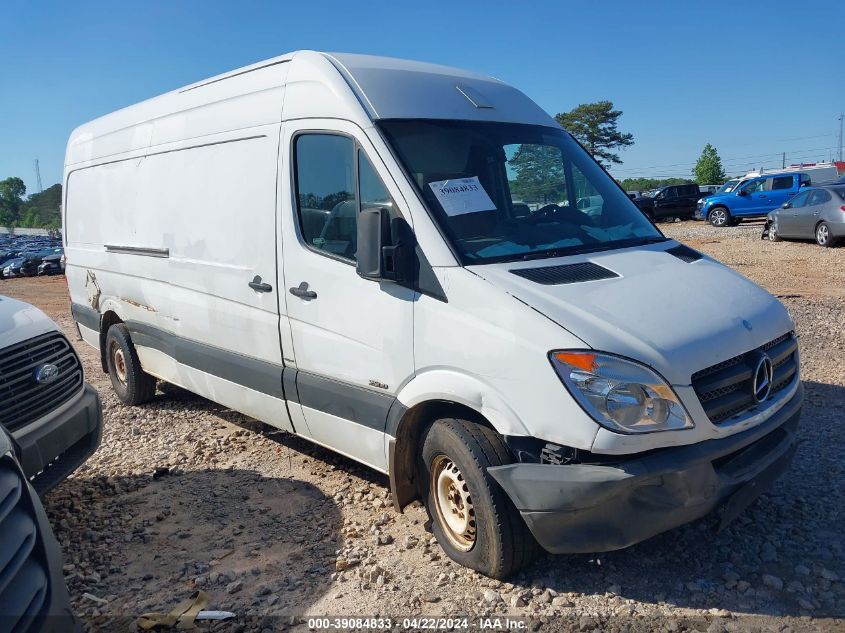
[468,241,793,385]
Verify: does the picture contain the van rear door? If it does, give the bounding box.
[278,119,414,471]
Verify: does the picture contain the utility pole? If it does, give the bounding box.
[839,113,843,162]
[33,159,43,193]
[782,152,786,169]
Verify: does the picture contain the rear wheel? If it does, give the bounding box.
[816,222,834,247]
[708,207,730,227]
[418,419,537,578]
[106,323,157,405]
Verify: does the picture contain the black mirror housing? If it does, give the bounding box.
[356,208,414,284]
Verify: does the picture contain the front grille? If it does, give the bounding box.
[0,455,50,632]
[0,332,83,433]
[691,332,798,424]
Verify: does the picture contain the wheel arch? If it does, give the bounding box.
[387,370,529,512]
[98,303,125,373]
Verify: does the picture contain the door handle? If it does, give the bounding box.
[248,275,273,292]
[289,282,317,300]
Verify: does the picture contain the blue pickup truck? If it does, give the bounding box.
[696,172,811,226]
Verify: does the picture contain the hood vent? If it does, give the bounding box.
[666,244,703,263]
[510,262,619,285]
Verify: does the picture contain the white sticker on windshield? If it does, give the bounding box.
[428,177,496,216]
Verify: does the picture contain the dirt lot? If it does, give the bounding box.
[2,221,844,633]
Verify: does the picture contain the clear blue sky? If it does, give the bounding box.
[2,0,843,194]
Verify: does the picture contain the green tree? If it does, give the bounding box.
[692,144,726,184]
[19,183,62,228]
[0,177,26,226]
[556,101,634,167]
[619,177,694,192]
[508,144,566,203]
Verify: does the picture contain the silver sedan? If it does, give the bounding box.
[766,185,845,247]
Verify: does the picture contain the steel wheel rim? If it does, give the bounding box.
[712,210,726,226]
[430,455,476,551]
[111,343,128,385]
[817,225,829,244]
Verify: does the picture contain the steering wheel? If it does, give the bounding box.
[528,203,565,223]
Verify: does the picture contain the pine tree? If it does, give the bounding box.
[693,144,727,184]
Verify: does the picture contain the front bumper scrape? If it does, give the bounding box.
[488,385,802,554]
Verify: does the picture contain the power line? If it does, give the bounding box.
[612,144,837,175]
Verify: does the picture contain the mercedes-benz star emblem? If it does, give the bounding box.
[751,353,774,403]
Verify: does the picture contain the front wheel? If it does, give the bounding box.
[418,419,537,578]
[708,207,730,227]
[768,221,782,242]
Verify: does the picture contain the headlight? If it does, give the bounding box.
[550,351,694,434]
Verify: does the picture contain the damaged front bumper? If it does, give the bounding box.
[488,384,802,554]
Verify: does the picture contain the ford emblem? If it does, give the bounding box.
[34,363,60,385]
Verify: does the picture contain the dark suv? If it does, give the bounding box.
[633,184,703,221]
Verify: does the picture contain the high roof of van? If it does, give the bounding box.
[65,51,557,168]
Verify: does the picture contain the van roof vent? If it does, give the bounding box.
[509,262,619,285]
[666,244,703,263]
[456,85,494,109]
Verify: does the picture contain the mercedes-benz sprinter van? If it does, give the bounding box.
[64,51,802,578]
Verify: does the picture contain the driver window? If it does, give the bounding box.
[294,134,357,261]
[789,192,809,208]
[743,179,765,194]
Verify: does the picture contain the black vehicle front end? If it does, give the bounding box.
[0,428,82,632]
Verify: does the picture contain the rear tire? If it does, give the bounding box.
[105,323,157,405]
[708,207,730,227]
[816,222,834,247]
[418,419,537,579]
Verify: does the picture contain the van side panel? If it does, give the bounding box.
[65,64,292,431]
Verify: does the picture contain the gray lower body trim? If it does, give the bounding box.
[295,371,395,432]
[75,310,397,433]
[70,302,100,332]
[125,321,285,400]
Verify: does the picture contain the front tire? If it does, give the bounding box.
[708,207,730,227]
[768,221,782,242]
[418,419,537,578]
[816,222,834,247]
[105,323,157,405]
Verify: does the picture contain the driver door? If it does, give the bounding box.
[779,191,808,236]
[279,119,415,472]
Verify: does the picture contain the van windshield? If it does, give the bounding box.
[378,120,663,264]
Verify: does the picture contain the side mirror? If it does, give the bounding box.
[356,208,414,284]
[781,202,790,209]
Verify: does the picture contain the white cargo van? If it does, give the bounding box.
[64,51,802,577]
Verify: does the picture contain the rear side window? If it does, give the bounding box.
[808,190,831,205]
[771,176,794,190]
[294,134,357,261]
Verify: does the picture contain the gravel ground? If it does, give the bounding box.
[2,220,844,633]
